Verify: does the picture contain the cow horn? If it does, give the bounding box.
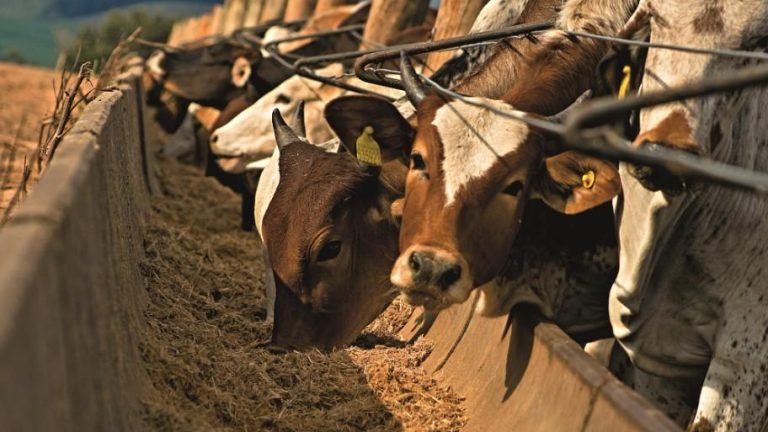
[291,100,306,139]
[400,51,426,107]
[272,109,299,150]
[546,90,592,124]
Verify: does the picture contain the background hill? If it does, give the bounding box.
[0,0,216,18]
[0,1,217,67]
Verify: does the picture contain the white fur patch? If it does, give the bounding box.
[432,98,529,206]
[556,0,640,34]
[469,0,530,34]
[146,50,165,80]
[210,63,403,160]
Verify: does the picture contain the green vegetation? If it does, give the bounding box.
[0,0,215,18]
[0,16,73,66]
[64,8,174,68]
[0,1,215,67]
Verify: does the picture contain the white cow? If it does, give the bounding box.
[610,1,768,430]
[209,63,404,167]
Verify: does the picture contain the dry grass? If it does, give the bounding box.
[140,157,465,431]
[0,62,58,217]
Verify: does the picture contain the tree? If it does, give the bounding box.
[63,8,173,68]
[1,49,27,65]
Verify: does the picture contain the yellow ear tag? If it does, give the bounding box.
[618,65,632,99]
[355,126,382,167]
[582,170,596,189]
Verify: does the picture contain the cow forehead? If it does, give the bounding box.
[431,98,530,206]
[254,139,342,236]
[262,144,373,284]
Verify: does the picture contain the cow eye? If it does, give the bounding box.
[317,240,342,262]
[410,153,426,171]
[503,181,524,197]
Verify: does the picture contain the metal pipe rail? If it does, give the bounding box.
[354,22,554,88]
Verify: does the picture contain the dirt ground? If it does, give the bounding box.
[0,62,58,216]
[140,156,466,431]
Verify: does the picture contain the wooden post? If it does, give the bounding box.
[426,0,488,70]
[259,0,288,23]
[167,22,182,46]
[210,4,226,36]
[284,0,318,21]
[197,14,212,37]
[180,18,195,43]
[223,0,248,34]
[361,0,430,48]
[243,0,265,27]
[313,0,356,15]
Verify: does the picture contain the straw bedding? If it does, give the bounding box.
[139,157,465,431]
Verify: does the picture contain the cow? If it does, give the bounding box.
[146,37,262,111]
[259,102,408,349]
[253,0,631,350]
[209,63,406,165]
[146,2,373,115]
[606,1,768,430]
[384,0,633,320]
[208,19,435,166]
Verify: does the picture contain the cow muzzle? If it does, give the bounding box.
[390,246,472,310]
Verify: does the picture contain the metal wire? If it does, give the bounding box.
[354,22,554,88]
[563,30,768,61]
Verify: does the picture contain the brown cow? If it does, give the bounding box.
[262,102,409,349]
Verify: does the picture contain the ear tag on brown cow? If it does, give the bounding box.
[618,65,632,99]
[582,170,596,189]
[356,126,382,167]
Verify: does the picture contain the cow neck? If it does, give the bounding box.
[438,0,563,99]
[499,34,607,115]
[498,201,617,341]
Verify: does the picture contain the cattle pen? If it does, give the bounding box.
[0,57,680,431]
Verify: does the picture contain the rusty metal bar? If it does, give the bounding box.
[231,18,307,45]
[354,21,554,88]
[260,28,396,99]
[262,23,366,57]
[560,62,768,193]
[420,66,768,193]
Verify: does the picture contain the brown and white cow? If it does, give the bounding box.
[386,0,635,323]
[254,0,570,349]
[607,1,768,430]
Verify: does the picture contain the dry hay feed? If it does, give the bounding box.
[140,157,465,431]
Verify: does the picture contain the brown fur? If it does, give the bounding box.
[633,109,698,153]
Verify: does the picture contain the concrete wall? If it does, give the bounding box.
[400,292,683,431]
[0,64,152,431]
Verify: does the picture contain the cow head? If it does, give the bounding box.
[210,64,345,163]
[210,63,406,167]
[259,97,412,350]
[143,68,190,134]
[147,39,261,109]
[388,56,622,312]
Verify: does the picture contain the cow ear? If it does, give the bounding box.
[531,151,621,214]
[231,56,252,88]
[324,95,413,166]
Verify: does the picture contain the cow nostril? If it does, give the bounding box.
[438,265,461,290]
[211,134,219,144]
[409,252,422,273]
